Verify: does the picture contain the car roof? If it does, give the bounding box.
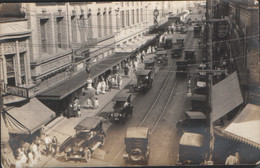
[135,70,151,76]
[74,117,103,130]
[112,92,131,102]
[185,111,206,119]
[191,94,207,101]
[126,127,149,138]
[156,50,167,55]
[180,132,204,147]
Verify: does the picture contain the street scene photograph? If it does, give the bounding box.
[0,0,260,167]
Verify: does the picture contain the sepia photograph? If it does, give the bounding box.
[0,0,260,167]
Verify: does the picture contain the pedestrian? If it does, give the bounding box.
[23,141,30,156]
[52,136,58,156]
[117,74,122,90]
[32,142,40,161]
[235,152,240,164]
[85,64,91,77]
[20,150,27,165]
[141,54,144,63]
[107,75,112,91]
[133,59,138,71]
[96,81,101,95]
[28,149,35,167]
[124,65,129,77]
[15,156,22,168]
[94,97,99,109]
[225,151,238,165]
[100,78,106,94]
[44,135,51,156]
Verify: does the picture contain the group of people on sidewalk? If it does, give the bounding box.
[14,133,58,168]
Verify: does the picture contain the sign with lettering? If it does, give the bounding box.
[216,21,229,39]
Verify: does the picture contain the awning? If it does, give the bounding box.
[212,71,243,122]
[1,113,9,142]
[214,103,260,149]
[4,98,55,134]
[37,52,131,100]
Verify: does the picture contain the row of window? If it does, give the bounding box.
[40,11,114,55]
[121,8,144,29]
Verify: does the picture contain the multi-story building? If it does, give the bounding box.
[1,2,174,137]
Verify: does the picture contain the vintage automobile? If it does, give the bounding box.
[191,94,207,112]
[181,26,187,34]
[171,44,182,58]
[185,50,196,64]
[198,64,207,76]
[177,132,207,165]
[176,111,207,134]
[108,92,133,124]
[132,70,154,93]
[176,60,189,76]
[195,75,207,95]
[123,127,150,164]
[64,117,105,162]
[175,25,182,32]
[155,50,168,66]
[176,38,184,48]
[144,58,155,71]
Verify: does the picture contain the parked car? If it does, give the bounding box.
[123,127,150,164]
[108,92,133,124]
[176,60,189,76]
[191,94,207,111]
[177,132,207,165]
[176,111,207,134]
[185,51,196,64]
[177,38,184,48]
[195,75,207,95]
[171,44,182,58]
[64,117,105,162]
[143,54,156,71]
[155,50,168,66]
[131,70,154,93]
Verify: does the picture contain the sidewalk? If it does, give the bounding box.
[35,64,142,167]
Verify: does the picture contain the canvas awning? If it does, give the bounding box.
[4,98,55,134]
[37,52,131,100]
[1,113,9,142]
[221,103,260,149]
[211,71,243,122]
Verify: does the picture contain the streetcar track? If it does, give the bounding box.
[110,31,193,166]
[109,57,177,166]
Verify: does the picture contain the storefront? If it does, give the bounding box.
[214,103,260,164]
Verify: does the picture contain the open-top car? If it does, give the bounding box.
[108,92,133,124]
[123,127,150,164]
[132,70,154,93]
[64,117,105,162]
[176,111,207,134]
[155,50,168,66]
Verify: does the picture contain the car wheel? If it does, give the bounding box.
[85,149,91,162]
[130,148,142,162]
[100,135,105,146]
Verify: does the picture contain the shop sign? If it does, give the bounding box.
[217,21,229,39]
